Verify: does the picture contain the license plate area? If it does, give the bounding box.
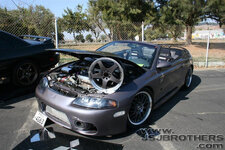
[33,111,47,127]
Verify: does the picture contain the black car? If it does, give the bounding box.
[0,30,59,86]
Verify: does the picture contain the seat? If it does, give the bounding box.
[170,50,179,60]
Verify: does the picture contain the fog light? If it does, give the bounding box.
[113,111,125,118]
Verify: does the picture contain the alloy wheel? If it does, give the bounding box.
[128,91,152,126]
[16,63,38,86]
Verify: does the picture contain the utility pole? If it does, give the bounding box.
[55,18,59,49]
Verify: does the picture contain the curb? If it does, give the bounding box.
[194,62,225,67]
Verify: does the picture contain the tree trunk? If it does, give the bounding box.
[186,26,192,45]
[73,32,76,41]
[117,24,122,40]
[95,22,111,41]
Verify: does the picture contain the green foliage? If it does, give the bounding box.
[145,26,168,41]
[0,8,26,36]
[155,0,211,44]
[85,34,93,42]
[157,2,185,41]
[60,5,88,41]
[205,0,225,27]
[100,34,107,42]
[75,34,85,43]
[88,0,156,40]
[1,0,225,45]
[0,6,54,37]
[168,0,206,44]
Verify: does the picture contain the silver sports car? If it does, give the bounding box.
[35,41,193,136]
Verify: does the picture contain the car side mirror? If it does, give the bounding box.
[157,61,171,69]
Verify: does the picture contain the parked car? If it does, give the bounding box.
[35,41,193,136]
[0,30,59,86]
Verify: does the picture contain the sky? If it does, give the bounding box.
[0,0,89,17]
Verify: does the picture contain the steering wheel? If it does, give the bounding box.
[88,57,124,94]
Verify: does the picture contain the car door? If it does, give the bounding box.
[169,48,186,87]
[0,37,14,69]
[156,48,178,100]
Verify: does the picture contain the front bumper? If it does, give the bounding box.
[35,86,128,136]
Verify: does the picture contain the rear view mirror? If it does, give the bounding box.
[157,61,171,69]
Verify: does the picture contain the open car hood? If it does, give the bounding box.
[48,48,145,72]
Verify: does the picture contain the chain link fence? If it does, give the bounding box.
[0,10,55,38]
[0,16,225,67]
[57,21,143,49]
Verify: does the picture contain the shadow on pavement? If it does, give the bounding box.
[0,72,47,101]
[0,83,36,101]
[94,74,201,140]
[150,74,201,124]
[13,131,123,150]
[0,93,34,109]
[0,82,35,109]
[4,74,201,149]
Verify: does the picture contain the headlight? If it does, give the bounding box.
[72,97,117,109]
[39,77,48,89]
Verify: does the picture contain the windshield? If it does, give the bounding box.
[97,41,156,68]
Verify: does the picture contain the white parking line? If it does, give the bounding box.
[194,87,225,92]
[194,84,225,93]
[195,112,225,115]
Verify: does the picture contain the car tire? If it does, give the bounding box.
[183,67,193,89]
[12,61,39,87]
[128,89,153,128]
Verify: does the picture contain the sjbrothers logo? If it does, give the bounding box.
[136,128,224,149]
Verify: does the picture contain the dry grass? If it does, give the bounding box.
[59,40,225,63]
[59,44,103,51]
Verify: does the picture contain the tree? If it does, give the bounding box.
[145,26,168,41]
[88,0,156,41]
[0,7,26,35]
[100,34,107,42]
[167,25,185,41]
[0,5,55,37]
[88,1,112,40]
[85,34,93,42]
[89,25,101,41]
[76,34,85,42]
[18,5,55,36]
[157,3,185,41]
[205,0,225,27]
[168,0,206,45]
[61,5,88,41]
[87,17,101,42]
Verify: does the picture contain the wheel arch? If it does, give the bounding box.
[141,86,154,103]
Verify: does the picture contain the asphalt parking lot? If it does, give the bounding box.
[0,69,225,150]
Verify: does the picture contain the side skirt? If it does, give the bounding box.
[153,87,180,110]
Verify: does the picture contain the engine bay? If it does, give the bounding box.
[46,56,145,97]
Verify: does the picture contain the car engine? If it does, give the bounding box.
[46,56,144,97]
[47,57,98,96]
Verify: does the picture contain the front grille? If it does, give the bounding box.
[45,105,71,126]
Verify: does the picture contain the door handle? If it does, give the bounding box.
[160,74,165,78]
[160,74,165,83]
